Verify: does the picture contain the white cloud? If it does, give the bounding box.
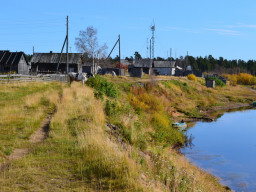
[160,26,200,34]
[225,24,256,29]
[203,28,241,36]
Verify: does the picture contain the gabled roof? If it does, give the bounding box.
[0,51,28,66]
[31,53,82,64]
[154,61,175,68]
[133,59,152,68]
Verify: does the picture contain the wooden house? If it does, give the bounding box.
[128,59,153,77]
[0,51,30,74]
[153,61,176,75]
[30,52,82,74]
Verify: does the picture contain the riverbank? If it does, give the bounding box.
[0,78,255,191]
[84,75,256,191]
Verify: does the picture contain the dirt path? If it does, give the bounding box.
[0,109,56,172]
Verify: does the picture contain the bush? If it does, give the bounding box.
[187,74,197,82]
[105,100,118,116]
[128,92,163,113]
[94,90,104,100]
[224,73,256,85]
[86,75,118,98]
[237,73,254,85]
[224,74,238,86]
[150,112,185,147]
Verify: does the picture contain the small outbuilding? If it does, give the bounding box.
[206,79,215,88]
[0,51,30,74]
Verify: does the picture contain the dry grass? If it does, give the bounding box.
[0,82,150,191]
[1,77,253,192]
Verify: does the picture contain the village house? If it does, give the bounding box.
[0,51,30,74]
[30,52,83,74]
[128,59,153,77]
[153,61,176,75]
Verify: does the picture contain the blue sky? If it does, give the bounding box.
[1,0,256,60]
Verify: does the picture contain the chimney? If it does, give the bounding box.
[50,51,53,54]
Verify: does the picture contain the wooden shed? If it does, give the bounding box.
[206,79,215,88]
[0,51,30,74]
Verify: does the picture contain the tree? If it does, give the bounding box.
[75,26,108,59]
[156,57,165,61]
[134,51,142,60]
[75,26,108,73]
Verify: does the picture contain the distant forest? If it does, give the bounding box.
[160,55,256,75]
[186,55,256,75]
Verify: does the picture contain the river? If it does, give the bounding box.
[181,108,256,192]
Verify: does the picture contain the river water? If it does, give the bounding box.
[181,109,256,192]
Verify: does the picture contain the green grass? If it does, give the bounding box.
[1,78,253,191]
[0,82,63,162]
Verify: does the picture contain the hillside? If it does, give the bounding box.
[0,77,255,191]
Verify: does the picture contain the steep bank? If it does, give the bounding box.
[86,75,256,191]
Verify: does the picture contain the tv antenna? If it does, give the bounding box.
[150,21,155,59]
[146,38,149,58]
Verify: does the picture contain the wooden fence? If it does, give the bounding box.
[0,74,68,83]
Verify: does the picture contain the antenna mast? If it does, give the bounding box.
[150,22,155,59]
[146,38,149,58]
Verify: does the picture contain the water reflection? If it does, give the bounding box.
[182,109,256,192]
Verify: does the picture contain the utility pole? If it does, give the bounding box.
[33,46,34,54]
[119,34,121,75]
[66,16,69,74]
[170,48,172,59]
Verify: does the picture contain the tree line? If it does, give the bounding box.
[186,55,256,75]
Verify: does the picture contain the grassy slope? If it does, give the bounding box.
[0,77,255,191]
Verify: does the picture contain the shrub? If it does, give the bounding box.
[86,75,118,98]
[187,74,197,82]
[128,92,163,113]
[224,74,238,86]
[105,100,118,116]
[237,73,254,85]
[94,90,104,100]
[150,112,185,147]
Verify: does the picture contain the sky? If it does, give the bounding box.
[1,0,256,60]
